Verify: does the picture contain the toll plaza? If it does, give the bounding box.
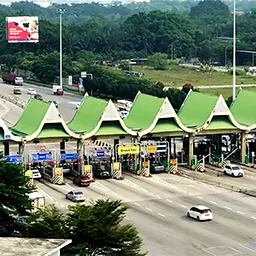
[59,152,80,176]
[2,89,256,184]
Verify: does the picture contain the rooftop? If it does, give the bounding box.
[0,238,71,256]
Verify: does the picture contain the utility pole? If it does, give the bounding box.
[58,8,65,88]
[232,0,236,101]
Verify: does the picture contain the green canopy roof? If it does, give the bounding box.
[178,91,218,128]
[10,99,49,136]
[204,116,237,131]
[151,118,183,134]
[68,96,108,134]
[37,124,69,138]
[94,121,127,136]
[230,90,256,126]
[124,92,164,131]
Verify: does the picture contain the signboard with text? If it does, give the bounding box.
[7,16,39,43]
[60,153,79,161]
[31,152,53,162]
[1,154,23,163]
[90,150,111,158]
[118,145,140,155]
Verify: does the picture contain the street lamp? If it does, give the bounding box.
[57,8,65,88]
[232,0,236,101]
[170,40,178,60]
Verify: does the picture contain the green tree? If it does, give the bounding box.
[147,53,169,70]
[0,161,33,234]
[28,200,146,256]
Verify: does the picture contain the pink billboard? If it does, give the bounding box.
[6,16,39,43]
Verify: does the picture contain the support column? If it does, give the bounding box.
[77,140,83,174]
[3,142,9,156]
[114,139,119,161]
[18,142,25,155]
[240,132,246,164]
[215,134,222,155]
[60,141,65,153]
[188,134,194,167]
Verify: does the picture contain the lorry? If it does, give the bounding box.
[53,85,64,95]
[2,74,23,85]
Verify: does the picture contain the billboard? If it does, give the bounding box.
[6,16,39,43]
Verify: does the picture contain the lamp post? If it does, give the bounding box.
[58,8,65,88]
[170,40,177,60]
[232,0,236,101]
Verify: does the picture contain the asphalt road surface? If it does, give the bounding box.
[36,172,256,256]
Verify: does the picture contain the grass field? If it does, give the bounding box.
[132,65,256,99]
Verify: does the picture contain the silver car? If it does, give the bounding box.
[66,191,85,202]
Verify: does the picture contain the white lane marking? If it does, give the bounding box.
[224,206,232,210]
[251,216,256,220]
[180,205,187,208]
[189,192,195,196]
[156,195,161,199]
[237,211,245,215]
[166,199,172,203]
[239,243,256,252]
[133,202,140,207]
[121,179,149,193]
[170,177,177,181]
[197,196,203,200]
[124,217,130,221]
[36,186,54,202]
[183,191,187,193]
[146,207,153,212]
[158,213,166,218]
[209,201,217,205]
[189,184,195,188]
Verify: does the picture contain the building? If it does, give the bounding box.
[0,238,72,256]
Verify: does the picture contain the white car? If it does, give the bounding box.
[223,164,244,177]
[27,88,36,95]
[66,191,85,202]
[32,169,42,179]
[187,205,213,221]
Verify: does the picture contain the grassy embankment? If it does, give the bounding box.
[132,65,256,99]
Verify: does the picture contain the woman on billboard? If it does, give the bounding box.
[27,20,38,41]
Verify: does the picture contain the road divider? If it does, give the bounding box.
[0,92,26,109]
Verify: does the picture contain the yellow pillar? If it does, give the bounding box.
[188,134,194,167]
[240,132,246,163]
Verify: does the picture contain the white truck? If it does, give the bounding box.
[53,85,64,95]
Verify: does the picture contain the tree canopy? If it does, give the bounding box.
[0,161,33,235]
[27,200,146,256]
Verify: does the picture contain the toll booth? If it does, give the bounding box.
[115,144,140,175]
[28,151,63,184]
[141,141,170,175]
[59,152,80,176]
[88,148,113,179]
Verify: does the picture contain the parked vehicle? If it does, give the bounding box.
[223,164,244,177]
[53,85,64,95]
[66,191,85,202]
[73,174,92,187]
[13,86,21,95]
[150,161,165,173]
[2,74,23,85]
[48,100,58,108]
[27,88,36,95]
[33,94,43,101]
[187,205,213,221]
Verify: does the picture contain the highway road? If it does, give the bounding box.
[0,80,83,122]
[36,172,256,256]
[1,80,256,255]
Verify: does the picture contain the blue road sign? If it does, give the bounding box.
[2,154,23,163]
[90,150,112,158]
[60,153,80,161]
[31,152,53,162]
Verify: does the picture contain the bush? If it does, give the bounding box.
[228,68,246,76]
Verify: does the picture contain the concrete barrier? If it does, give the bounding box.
[0,92,26,109]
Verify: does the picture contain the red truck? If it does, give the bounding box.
[2,74,23,85]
